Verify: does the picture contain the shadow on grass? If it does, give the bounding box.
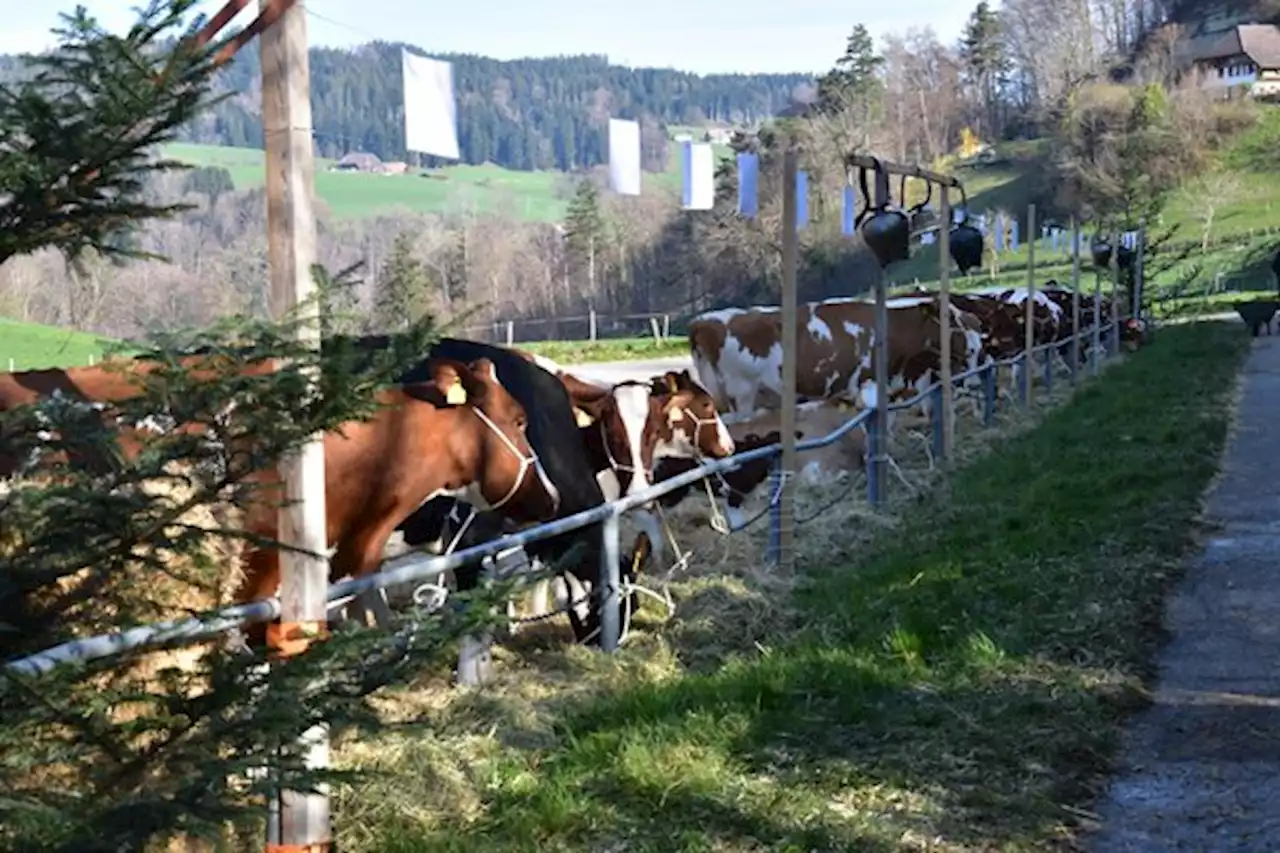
[336,322,1251,852]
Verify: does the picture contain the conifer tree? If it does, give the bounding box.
[0,6,508,849]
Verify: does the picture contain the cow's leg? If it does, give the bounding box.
[229,543,282,652]
[331,516,405,630]
[728,383,759,416]
[632,508,666,570]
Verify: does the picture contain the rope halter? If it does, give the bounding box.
[469,405,541,511]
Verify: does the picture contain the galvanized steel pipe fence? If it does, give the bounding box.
[5,317,1123,679]
[2,186,1138,850]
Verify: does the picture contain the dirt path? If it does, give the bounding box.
[1088,335,1280,851]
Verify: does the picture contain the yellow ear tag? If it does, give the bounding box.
[574,407,594,427]
[446,379,467,405]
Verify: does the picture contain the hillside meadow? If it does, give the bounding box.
[162,132,734,222]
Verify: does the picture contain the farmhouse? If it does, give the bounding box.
[333,151,382,172]
[1180,22,1280,95]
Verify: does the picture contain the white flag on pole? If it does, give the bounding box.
[608,118,642,196]
[681,141,715,210]
[402,49,459,160]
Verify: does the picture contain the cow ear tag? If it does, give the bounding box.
[665,374,679,394]
[446,378,467,405]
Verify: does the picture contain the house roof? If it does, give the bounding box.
[1239,23,1280,67]
[336,151,382,168]
[1179,23,1280,67]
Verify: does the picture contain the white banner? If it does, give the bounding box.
[402,49,459,160]
[608,118,641,196]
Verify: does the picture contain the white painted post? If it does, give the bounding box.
[505,320,514,347]
[648,315,662,342]
[588,308,597,341]
[260,1,330,849]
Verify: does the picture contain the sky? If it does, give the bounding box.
[0,0,973,76]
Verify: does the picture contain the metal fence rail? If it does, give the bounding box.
[5,320,1120,678]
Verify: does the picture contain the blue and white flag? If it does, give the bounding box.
[795,170,809,230]
[681,141,715,210]
[841,185,856,235]
[737,153,759,217]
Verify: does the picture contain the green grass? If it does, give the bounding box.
[331,320,1248,851]
[162,135,732,222]
[517,336,688,363]
[166,108,1280,231]
[0,318,122,371]
[0,317,683,369]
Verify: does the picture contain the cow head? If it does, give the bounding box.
[1121,317,1148,350]
[650,369,735,460]
[426,357,561,523]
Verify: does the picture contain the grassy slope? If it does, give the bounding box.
[334,320,1248,851]
[889,112,1280,297]
[0,318,121,371]
[163,134,733,223]
[0,318,685,370]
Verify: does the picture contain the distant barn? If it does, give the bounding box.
[333,151,382,172]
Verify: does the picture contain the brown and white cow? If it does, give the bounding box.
[564,370,736,502]
[687,295,983,419]
[0,355,562,646]
[648,398,868,532]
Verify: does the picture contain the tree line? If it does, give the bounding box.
[93,41,808,172]
[1,5,1274,849]
[1,0,1270,342]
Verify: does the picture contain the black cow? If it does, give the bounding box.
[393,337,634,647]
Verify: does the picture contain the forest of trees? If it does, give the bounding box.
[0,0,1272,343]
[18,41,808,172]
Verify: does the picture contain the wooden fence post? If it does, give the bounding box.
[938,184,953,460]
[1023,204,1037,405]
[777,148,799,573]
[260,0,330,849]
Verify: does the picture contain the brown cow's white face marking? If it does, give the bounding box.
[612,383,655,498]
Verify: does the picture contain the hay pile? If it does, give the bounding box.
[331,359,1114,851]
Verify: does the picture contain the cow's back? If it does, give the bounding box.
[689,309,783,413]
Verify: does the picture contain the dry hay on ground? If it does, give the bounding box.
[332,358,1115,848]
[6,462,249,719]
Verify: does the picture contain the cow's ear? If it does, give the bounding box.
[413,358,482,407]
[403,381,452,407]
[460,359,495,402]
[665,372,680,395]
[575,392,612,425]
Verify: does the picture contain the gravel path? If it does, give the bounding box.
[1087,334,1280,852]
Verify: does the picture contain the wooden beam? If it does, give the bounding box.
[259,0,331,849]
[843,154,961,188]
